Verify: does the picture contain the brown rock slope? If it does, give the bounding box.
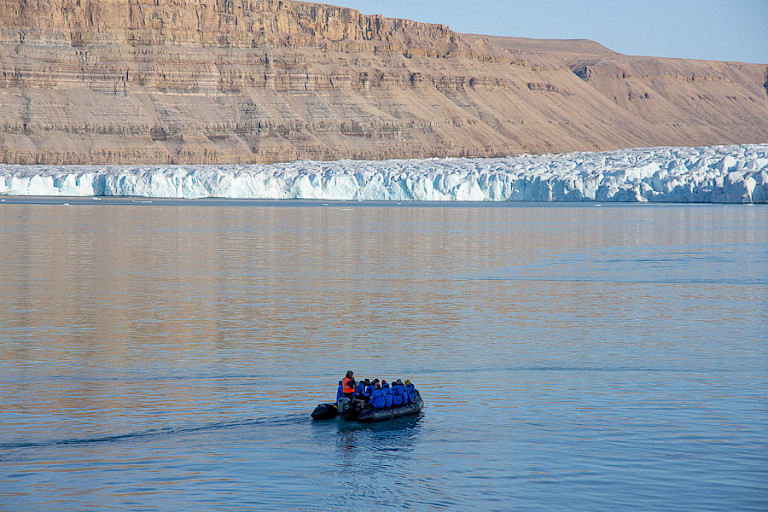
[0,0,766,164]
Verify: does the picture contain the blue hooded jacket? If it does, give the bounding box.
[369,388,386,409]
[356,381,366,396]
[336,380,344,402]
[405,383,416,403]
[391,383,406,406]
[365,383,375,397]
[382,383,393,408]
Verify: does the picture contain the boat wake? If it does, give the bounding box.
[0,414,306,453]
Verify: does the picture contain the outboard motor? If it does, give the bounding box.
[337,396,352,414]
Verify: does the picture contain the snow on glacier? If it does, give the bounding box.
[1,145,767,203]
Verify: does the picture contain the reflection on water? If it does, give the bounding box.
[0,200,766,511]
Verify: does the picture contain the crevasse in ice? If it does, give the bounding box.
[1,144,767,202]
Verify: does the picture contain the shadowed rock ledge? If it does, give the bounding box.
[1,0,767,164]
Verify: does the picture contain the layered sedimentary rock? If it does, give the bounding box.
[0,0,767,164]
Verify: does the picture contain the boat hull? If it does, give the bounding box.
[311,393,423,423]
[311,403,339,420]
[357,394,423,423]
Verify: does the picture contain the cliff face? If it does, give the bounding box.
[1,0,766,164]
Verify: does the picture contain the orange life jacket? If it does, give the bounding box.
[342,377,355,394]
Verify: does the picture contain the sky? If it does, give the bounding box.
[332,0,768,64]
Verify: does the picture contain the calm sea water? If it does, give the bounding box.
[0,198,766,511]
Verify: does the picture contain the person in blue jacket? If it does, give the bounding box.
[355,379,366,398]
[369,382,386,409]
[381,380,393,408]
[336,380,344,403]
[391,379,406,407]
[361,379,372,400]
[405,380,416,403]
[365,379,377,398]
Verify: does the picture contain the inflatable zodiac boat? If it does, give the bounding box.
[311,392,423,423]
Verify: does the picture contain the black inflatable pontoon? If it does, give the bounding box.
[357,393,423,423]
[311,392,423,423]
[311,402,339,420]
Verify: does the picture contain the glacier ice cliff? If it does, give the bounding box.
[1,145,767,203]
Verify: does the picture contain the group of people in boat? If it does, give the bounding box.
[338,370,418,410]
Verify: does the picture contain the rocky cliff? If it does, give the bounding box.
[1,0,767,164]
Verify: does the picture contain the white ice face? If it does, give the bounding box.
[1,144,767,203]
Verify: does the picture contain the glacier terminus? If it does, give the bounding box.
[1,145,767,203]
